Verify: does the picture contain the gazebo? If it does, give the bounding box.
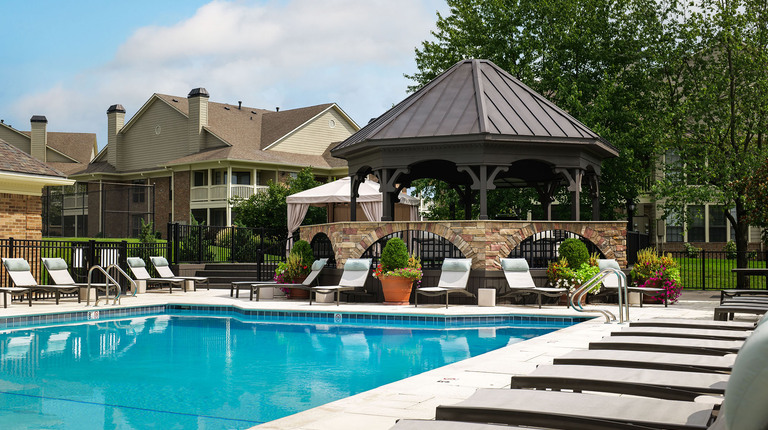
[331,59,619,221]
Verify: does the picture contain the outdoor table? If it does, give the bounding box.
[723,268,768,304]
[731,268,768,286]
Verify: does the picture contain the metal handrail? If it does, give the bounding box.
[568,269,627,323]
[87,265,122,306]
[107,264,138,297]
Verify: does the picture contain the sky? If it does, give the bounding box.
[0,0,449,150]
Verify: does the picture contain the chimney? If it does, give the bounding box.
[187,88,209,153]
[238,101,242,110]
[29,115,48,162]
[107,104,126,167]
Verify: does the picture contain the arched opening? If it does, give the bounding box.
[310,233,336,267]
[361,230,464,269]
[508,230,605,268]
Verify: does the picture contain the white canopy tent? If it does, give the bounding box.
[286,177,420,234]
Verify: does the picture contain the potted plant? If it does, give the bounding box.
[274,240,314,299]
[547,240,601,305]
[373,237,422,305]
[630,248,682,304]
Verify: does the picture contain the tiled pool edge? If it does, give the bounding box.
[0,303,593,330]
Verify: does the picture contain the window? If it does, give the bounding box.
[132,180,146,203]
[687,205,705,242]
[212,170,227,185]
[666,211,683,242]
[210,208,226,227]
[193,170,208,187]
[231,171,251,185]
[708,205,727,242]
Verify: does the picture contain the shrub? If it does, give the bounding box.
[215,229,232,247]
[290,240,314,267]
[630,247,682,303]
[683,242,700,258]
[723,241,737,260]
[558,238,589,269]
[380,237,409,272]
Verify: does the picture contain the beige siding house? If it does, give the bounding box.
[72,88,357,237]
[0,116,97,236]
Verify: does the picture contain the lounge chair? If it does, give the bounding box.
[309,258,371,306]
[432,322,768,430]
[714,302,768,321]
[590,335,742,355]
[598,259,667,307]
[126,257,185,293]
[150,256,208,290]
[720,288,768,304]
[415,258,475,308]
[496,258,566,308]
[42,257,119,304]
[612,326,751,341]
[630,317,759,331]
[231,258,328,301]
[390,420,526,430]
[1,258,80,307]
[509,364,729,401]
[553,349,735,373]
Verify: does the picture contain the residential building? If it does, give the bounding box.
[72,88,357,238]
[0,137,73,239]
[0,116,97,236]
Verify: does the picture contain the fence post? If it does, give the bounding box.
[8,237,14,258]
[197,225,203,264]
[256,228,262,281]
[88,240,96,270]
[230,225,235,263]
[119,241,128,266]
[701,250,706,290]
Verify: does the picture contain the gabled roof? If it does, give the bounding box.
[0,138,67,178]
[334,59,617,157]
[1,122,96,175]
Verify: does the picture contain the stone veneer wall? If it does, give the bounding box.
[0,193,43,239]
[301,221,628,269]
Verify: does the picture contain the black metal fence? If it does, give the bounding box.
[627,231,650,266]
[0,238,168,288]
[668,250,768,290]
[360,230,464,269]
[167,223,295,265]
[507,230,605,268]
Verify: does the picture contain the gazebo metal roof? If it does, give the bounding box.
[332,59,618,221]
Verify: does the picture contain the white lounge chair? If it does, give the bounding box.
[497,258,567,308]
[415,258,475,308]
[310,258,371,306]
[42,257,119,304]
[1,258,80,307]
[150,256,209,290]
[231,258,328,301]
[126,257,185,293]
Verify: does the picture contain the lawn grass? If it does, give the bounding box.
[675,256,767,290]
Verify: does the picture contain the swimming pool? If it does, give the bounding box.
[0,308,586,429]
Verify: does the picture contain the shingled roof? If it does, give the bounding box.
[0,138,66,178]
[333,59,616,157]
[149,95,344,169]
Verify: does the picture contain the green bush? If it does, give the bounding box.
[215,229,232,247]
[684,242,700,258]
[558,238,589,269]
[724,241,737,260]
[290,240,314,267]
[380,237,409,271]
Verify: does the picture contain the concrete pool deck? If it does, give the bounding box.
[0,289,751,430]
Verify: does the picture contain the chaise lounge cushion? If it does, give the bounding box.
[343,259,370,272]
[442,259,471,272]
[43,258,69,271]
[4,258,30,272]
[501,258,529,272]
[312,260,327,271]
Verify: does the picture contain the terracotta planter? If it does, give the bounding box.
[286,275,309,299]
[380,276,414,305]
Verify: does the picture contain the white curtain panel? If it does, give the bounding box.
[287,203,310,234]
[360,201,382,222]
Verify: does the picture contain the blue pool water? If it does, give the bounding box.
[0,312,573,429]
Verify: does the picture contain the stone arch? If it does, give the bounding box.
[499,224,616,269]
[354,223,477,264]
[309,232,336,267]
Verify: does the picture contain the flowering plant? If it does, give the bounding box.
[630,247,682,303]
[547,254,602,293]
[274,253,309,293]
[373,252,423,281]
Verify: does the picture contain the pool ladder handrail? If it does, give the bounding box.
[569,268,629,323]
[87,265,122,307]
[107,264,137,297]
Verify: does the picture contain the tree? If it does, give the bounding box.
[654,0,768,278]
[407,0,670,221]
[232,167,325,231]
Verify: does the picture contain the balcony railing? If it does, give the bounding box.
[190,185,269,202]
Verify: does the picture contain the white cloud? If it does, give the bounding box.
[9,0,446,147]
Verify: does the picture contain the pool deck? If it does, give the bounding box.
[0,289,751,430]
